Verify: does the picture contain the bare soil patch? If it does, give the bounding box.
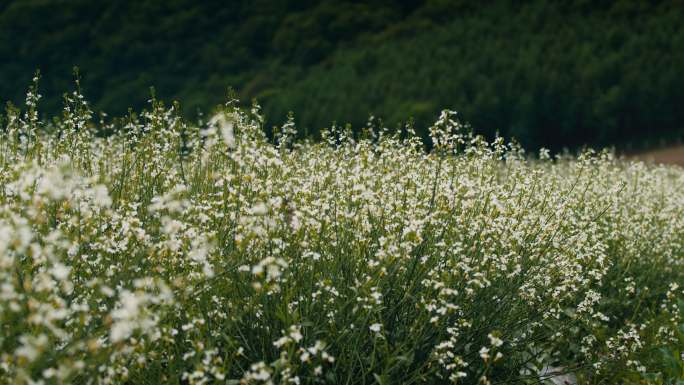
[629,145,684,167]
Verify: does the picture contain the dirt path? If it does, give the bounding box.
[629,145,684,167]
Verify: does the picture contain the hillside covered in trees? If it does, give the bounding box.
[1,0,683,150]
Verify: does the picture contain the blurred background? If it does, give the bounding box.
[1,0,683,153]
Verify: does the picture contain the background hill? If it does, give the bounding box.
[1,0,683,151]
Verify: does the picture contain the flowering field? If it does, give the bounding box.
[1,82,683,384]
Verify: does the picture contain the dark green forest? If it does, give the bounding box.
[1,0,683,150]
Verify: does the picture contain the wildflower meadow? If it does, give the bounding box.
[0,78,683,384]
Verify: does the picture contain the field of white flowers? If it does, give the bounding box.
[0,80,683,384]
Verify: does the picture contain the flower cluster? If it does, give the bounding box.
[0,88,682,384]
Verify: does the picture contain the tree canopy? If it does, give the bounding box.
[1,0,683,150]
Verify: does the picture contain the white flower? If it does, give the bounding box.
[369,323,382,333]
[15,334,48,362]
[110,321,134,344]
[92,184,112,207]
[51,262,70,281]
[289,325,303,342]
[479,346,490,361]
[209,112,236,148]
[273,336,290,348]
[488,333,503,347]
[250,202,268,216]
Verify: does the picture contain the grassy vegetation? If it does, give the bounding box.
[0,82,683,384]
[1,0,683,150]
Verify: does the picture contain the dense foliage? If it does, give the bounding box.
[1,0,683,150]
[0,85,683,384]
